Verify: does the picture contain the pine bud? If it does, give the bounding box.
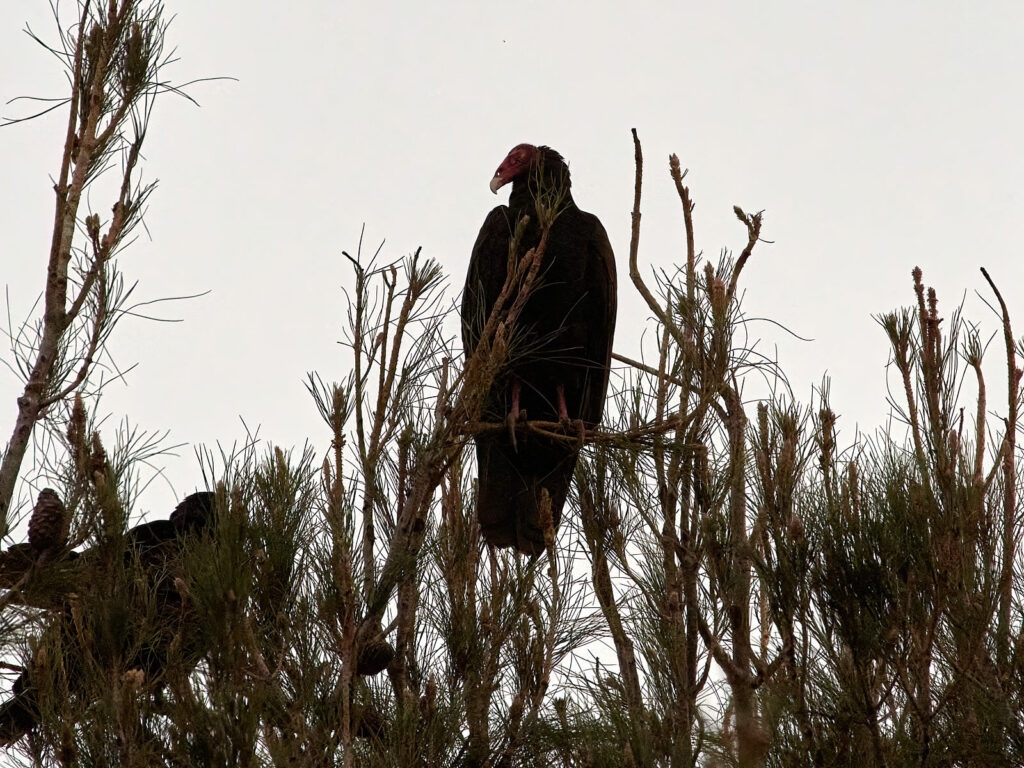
[666,589,681,618]
[28,488,69,554]
[173,577,189,599]
[539,488,554,550]
[711,277,727,321]
[67,393,88,474]
[508,691,525,729]
[553,696,568,723]
[84,25,103,70]
[33,644,48,671]
[122,668,145,692]
[90,432,107,486]
[124,22,146,91]
[669,153,683,181]
[493,322,508,360]
[608,505,620,529]
[419,675,437,720]
[788,514,805,543]
[682,328,696,360]
[927,287,939,320]
[601,676,623,695]
[85,214,101,243]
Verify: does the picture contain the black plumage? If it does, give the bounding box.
[0,491,216,745]
[462,144,617,554]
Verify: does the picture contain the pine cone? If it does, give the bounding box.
[28,489,69,554]
[356,639,395,676]
[353,703,388,741]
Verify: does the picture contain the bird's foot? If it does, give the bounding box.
[507,411,518,452]
[507,377,525,451]
[554,384,584,443]
[556,384,571,425]
[506,408,529,451]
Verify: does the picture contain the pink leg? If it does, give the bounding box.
[507,378,522,452]
[557,384,586,445]
[510,378,522,421]
[556,384,570,422]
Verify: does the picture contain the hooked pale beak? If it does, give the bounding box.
[489,173,507,194]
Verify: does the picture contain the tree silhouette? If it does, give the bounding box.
[1,3,1022,766]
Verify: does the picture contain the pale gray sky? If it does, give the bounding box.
[3,1,1023,522]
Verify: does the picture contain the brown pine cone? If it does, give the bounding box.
[356,639,395,677]
[353,703,388,741]
[28,489,69,554]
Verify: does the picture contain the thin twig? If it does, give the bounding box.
[980,266,1019,665]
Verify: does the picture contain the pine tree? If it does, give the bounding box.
[1,4,1022,766]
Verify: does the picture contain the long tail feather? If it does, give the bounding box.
[475,433,578,555]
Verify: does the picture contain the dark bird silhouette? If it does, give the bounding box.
[0,491,216,745]
[462,144,617,554]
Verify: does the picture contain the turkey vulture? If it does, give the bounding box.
[0,492,216,745]
[462,144,616,555]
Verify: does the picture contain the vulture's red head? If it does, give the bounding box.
[489,144,569,194]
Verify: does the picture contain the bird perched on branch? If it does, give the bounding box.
[0,491,216,745]
[462,144,617,555]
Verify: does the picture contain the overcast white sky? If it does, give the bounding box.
[2,1,1023,525]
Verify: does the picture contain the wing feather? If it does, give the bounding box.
[461,205,512,355]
